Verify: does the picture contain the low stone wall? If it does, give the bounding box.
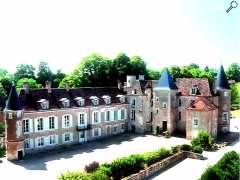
[122,151,203,180]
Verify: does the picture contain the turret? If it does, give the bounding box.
[4,85,24,160]
[214,65,231,135]
[153,69,178,134]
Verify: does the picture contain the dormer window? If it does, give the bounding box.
[38,99,49,110]
[90,96,99,106]
[74,97,85,107]
[102,95,111,105]
[191,85,198,95]
[59,98,70,108]
[132,89,137,94]
[116,95,125,103]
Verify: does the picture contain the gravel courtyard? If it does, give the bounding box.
[0,134,188,180]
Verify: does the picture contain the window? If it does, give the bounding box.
[103,96,111,105]
[38,99,49,110]
[222,112,229,122]
[114,110,118,120]
[121,109,125,120]
[23,119,29,133]
[64,115,70,128]
[49,117,55,129]
[132,89,137,94]
[193,118,199,128]
[113,126,117,133]
[191,86,198,95]
[131,99,136,108]
[24,139,30,149]
[178,99,182,106]
[37,118,44,131]
[37,137,44,147]
[178,112,181,120]
[121,124,125,131]
[64,133,70,142]
[119,96,125,103]
[49,135,55,145]
[156,97,159,101]
[156,108,159,114]
[79,99,85,106]
[79,113,85,125]
[8,113,12,119]
[93,99,99,106]
[131,110,135,121]
[106,111,110,121]
[93,128,101,137]
[93,112,99,124]
[162,102,167,108]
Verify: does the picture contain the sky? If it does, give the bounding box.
[0,0,239,74]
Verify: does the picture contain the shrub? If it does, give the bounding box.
[180,144,192,151]
[143,148,171,166]
[91,170,109,180]
[191,131,214,150]
[0,147,5,158]
[84,161,99,173]
[110,154,144,179]
[0,122,4,133]
[192,145,203,154]
[171,145,180,154]
[199,151,240,180]
[58,171,90,180]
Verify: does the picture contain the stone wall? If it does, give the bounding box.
[122,151,203,180]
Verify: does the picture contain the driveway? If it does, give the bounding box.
[0,134,189,180]
[151,118,240,180]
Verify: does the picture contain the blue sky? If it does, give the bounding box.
[0,0,239,73]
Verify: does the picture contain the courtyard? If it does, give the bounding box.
[0,134,188,180]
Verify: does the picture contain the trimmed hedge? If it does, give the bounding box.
[192,145,203,154]
[143,148,171,166]
[58,171,91,180]
[180,144,192,151]
[199,151,240,180]
[191,131,214,150]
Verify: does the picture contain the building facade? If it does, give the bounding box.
[3,65,231,160]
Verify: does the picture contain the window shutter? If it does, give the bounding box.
[98,112,101,123]
[70,133,73,141]
[91,112,94,124]
[55,117,58,129]
[29,119,33,133]
[98,128,101,136]
[55,135,59,144]
[44,117,49,130]
[35,118,38,132]
[35,138,38,147]
[45,136,49,146]
[102,112,105,122]
[29,139,33,148]
[70,115,73,127]
[110,111,114,121]
[84,113,88,126]
[118,110,121,120]
[62,116,65,128]
[125,109,127,120]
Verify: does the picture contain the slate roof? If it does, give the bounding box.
[155,69,177,89]
[187,97,217,111]
[19,87,126,111]
[6,86,22,110]
[214,65,230,90]
[176,78,212,96]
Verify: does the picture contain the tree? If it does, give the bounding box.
[231,83,240,110]
[36,61,54,86]
[14,64,36,81]
[0,76,13,95]
[129,55,147,77]
[147,69,160,80]
[0,83,6,97]
[52,70,66,88]
[0,68,8,77]
[168,65,181,80]
[226,63,240,82]
[16,78,42,91]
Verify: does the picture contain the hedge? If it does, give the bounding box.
[192,145,203,154]
[143,148,171,166]
[0,147,5,158]
[58,171,91,180]
[199,151,239,180]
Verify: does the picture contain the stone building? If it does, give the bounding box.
[3,65,231,160]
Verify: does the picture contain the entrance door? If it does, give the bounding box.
[79,131,86,144]
[162,121,167,131]
[131,125,135,133]
[18,150,23,160]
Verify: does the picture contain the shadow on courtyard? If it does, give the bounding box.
[12,133,146,171]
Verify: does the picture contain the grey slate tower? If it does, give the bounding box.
[153,69,178,134]
[4,85,24,160]
[214,65,231,134]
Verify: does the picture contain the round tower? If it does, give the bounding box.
[4,86,24,160]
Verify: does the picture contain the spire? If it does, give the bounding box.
[214,65,230,90]
[5,85,22,111]
[155,68,177,89]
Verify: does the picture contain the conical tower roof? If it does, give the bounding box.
[155,68,177,89]
[5,85,22,110]
[214,65,230,90]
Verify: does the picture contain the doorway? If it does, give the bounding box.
[79,131,87,144]
[18,150,23,160]
[162,121,167,131]
[131,125,135,133]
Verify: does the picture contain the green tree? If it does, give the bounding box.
[14,64,36,81]
[16,78,42,91]
[147,68,160,80]
[129,55,147,77]
[52,70,66,88]
[0,68,8,77]
[36,61,54,86]
[231,83,240,110]
[0,83,7,97]
[226,63,240,82]
[0,76,13,95]
[168,65,181,80]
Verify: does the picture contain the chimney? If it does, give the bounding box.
[117,81,123,90]
[65,83,70,91]
[138,75,145,81]
[23,82,29,94]
[45,81,52,93]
